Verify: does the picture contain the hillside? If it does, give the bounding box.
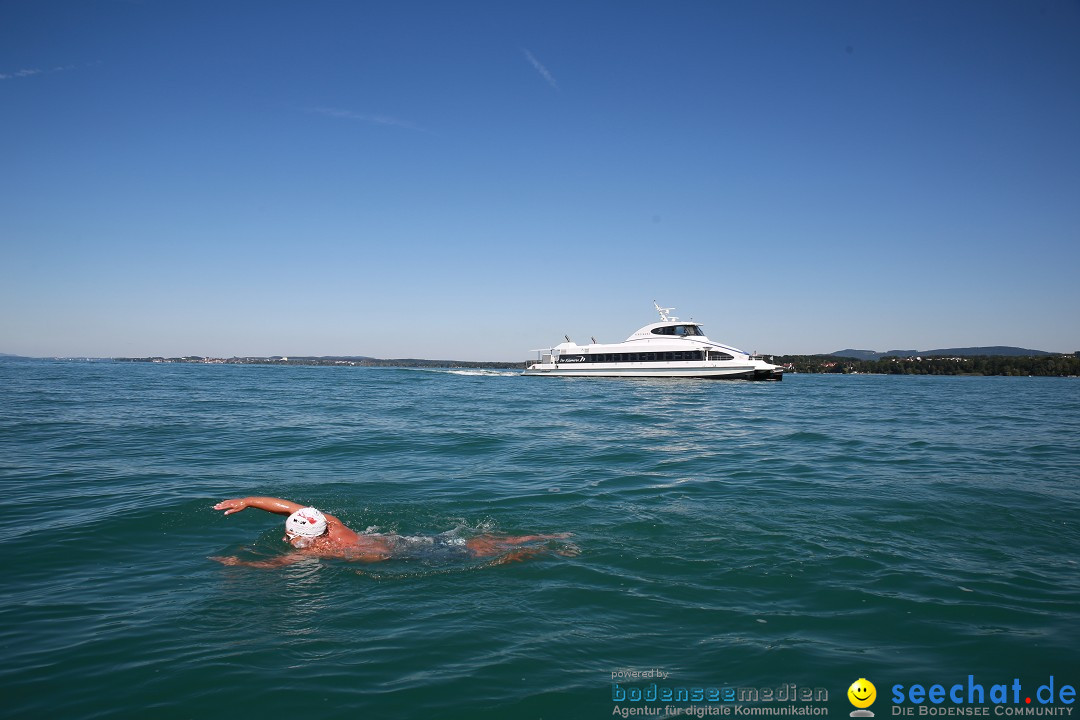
[831,346,1053,360]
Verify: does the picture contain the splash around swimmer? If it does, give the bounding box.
[210,496,575,568]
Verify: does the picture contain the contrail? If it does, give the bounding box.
[522,49,559,90]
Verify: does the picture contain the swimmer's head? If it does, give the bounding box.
[284,507,327,545]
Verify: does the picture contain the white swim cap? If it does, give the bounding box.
[285,507,327,538]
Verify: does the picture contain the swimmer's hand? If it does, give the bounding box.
[214,499,248,515]
[209,555,242,566]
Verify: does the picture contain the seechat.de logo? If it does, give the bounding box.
[849,678,877,718]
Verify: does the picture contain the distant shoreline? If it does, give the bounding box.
[112,353,1078,377]
[773,354,1080,377]
[5,354,1078,377]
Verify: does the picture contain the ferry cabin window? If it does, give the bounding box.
[650,325,702,337]
[586,351,706,363]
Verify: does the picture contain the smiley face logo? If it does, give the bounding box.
[848,678,876,709]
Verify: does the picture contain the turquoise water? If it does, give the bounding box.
[2,360,1078,719]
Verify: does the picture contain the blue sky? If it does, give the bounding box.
[2,1,1078,359]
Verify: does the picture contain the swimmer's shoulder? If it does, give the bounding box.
[324,514,360,543]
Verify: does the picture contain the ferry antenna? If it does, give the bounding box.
[653,300,678,322]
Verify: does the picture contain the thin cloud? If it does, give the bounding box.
[0,68,44,80]
[309,107,428,133]
[522,49,559,91]
[0,64,77,81]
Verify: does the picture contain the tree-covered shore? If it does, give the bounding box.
[774,354,1080,377]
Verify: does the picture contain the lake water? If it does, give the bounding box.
[2,360,1078,719]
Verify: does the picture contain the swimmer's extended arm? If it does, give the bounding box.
[209,553,309,568]
[213,497,305,516]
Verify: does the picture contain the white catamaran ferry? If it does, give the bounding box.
[523,303,783,380]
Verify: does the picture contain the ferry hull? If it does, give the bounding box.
[522,364,783,380]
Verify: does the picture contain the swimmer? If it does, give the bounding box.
[209,496,574,568]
